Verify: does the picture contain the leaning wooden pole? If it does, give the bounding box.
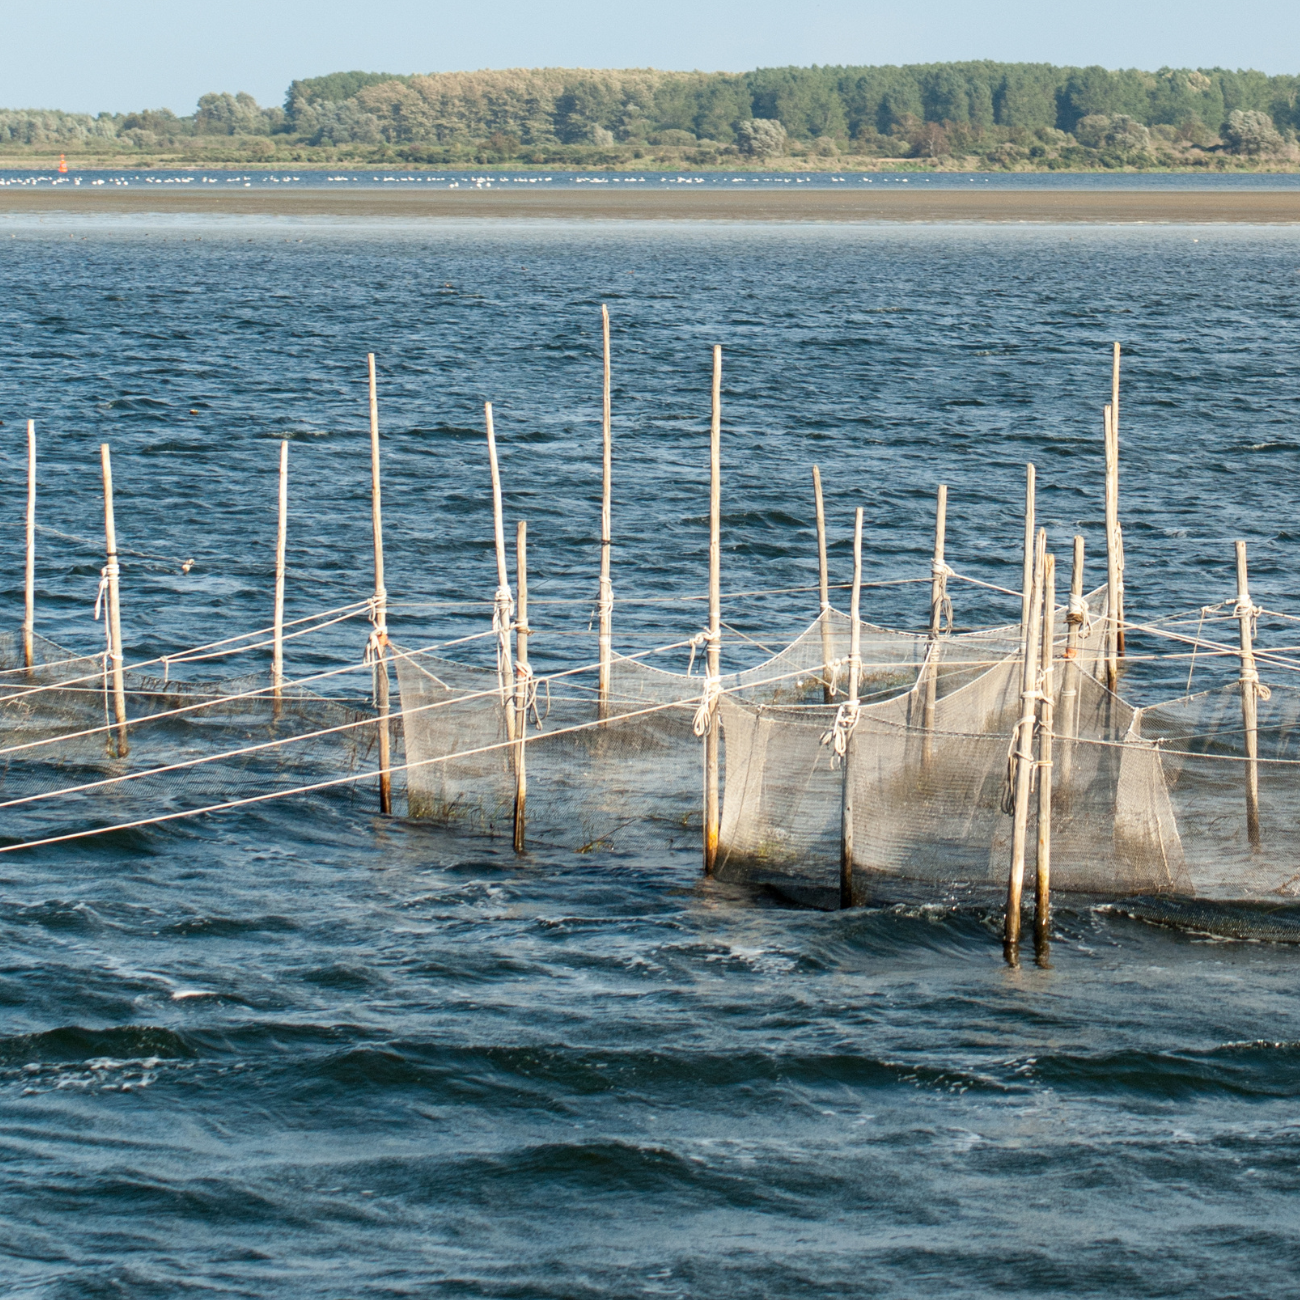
[99,444,129,759]
[1035,552,1056,951]
[841,506,864,910]
[703,345,723,875]
[273,440,288,714]
[23,419,36,670]
[368,354,392,815]
[1005,527,1045,958]
[1235,540,1262,848]
[922,483,948,756]
[598,304,613,719]
[1020,464,1036,648]
[1104,403,1120,693]
[485,403,517,745]
[1058,535,1085,784]
[813,465,835,704]
[514,520,530,854]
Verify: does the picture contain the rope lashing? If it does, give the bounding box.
[491,585,515,703]
[1000,688,1048,814]
[685,628,711,677]
[692,675,721,737]
[598,577,614,623]
[93,561,120,736]
[1240,665,1273,701]
[930,559,954,632]
[1066,592,1092,634]
[819,700,859,767]
[1233,596,1263,640]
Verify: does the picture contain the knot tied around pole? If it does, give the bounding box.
[693,676,721,738]
[820,700,859,767]
[1066,592,1091,631]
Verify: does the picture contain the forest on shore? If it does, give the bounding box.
[4,63,1300,171]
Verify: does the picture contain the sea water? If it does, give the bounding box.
[1,215,1299,1296]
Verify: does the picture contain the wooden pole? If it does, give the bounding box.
[485,403,517,744]
[923,484,948,752]
[1058,535,1085,784]
[1104,403,1120,693]
[1236,540,1262,848]
[368,354,392,815]
[1035,552,1056,951]
[1005,526,1045,958]
[1020,464,1036,648]
[273,440,287,714]
[514,520,529,854]
[598,304,613,718]
[813,464,835,704]
[99,444,129,759]
[1111,341,1126,659]
[703,345,722,875]
[23,419,35,671]
[841,505,863,909]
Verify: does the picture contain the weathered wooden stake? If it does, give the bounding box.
[703,345,723,876]
[1058,535,1085,784]
[1104,403,1120,692]
[1035,552,1056,951]
[841,505,864,910]
[1236,540,1262,848]
[23,419,35,671]
[1006,527,1045,958]
[368,354,392,815]
[99,444,129,759]
[1020,464,1036,648]
[812,464,835,704]
[1112,341,1125,657]
[598,303,613,718]
[514,519,530,854]
[923,483,948,755]
[273,440,288,715]
[485,403,517,745]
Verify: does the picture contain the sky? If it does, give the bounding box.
[7,0,1300,115]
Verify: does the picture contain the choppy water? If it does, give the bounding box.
[2,215,1300,1295]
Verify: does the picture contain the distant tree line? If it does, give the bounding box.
[3,63,1299,167]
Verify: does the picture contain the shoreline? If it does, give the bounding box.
[1,187,1299,222]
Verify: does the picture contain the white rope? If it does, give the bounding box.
[1066,592,1091,634]
[492,585,515,704]
[692,676,721,737]
[931,560,954,632]
[685,628,711,677]
[819,700,859,767]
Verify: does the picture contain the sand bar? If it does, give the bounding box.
[1,186,1298,222]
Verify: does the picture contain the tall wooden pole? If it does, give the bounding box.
[273,440,288,713]
[485,403,517,744]
[841,506,863,910]
[812,464,835,704]
[1020,464,1036,649]
[1006,526,1045,959]
[99,444,129,759]
[514,520,530,854]
[1111,341,1126,658]
[923,483,948,753]
[23,419,35,670]
[1035,552,1056,952]
[598,304,613,718]
[1104,403,1120,693]
[1236,540,1262,848]
[368,354,392,815]
[1058,535,1084,784]
[703,345,722,875]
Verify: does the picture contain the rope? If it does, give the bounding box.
[819,700,859,766]
[492,585,515,704]
[1066,592,1091,633]
[931,559,954,633]
[685,628,711,677]
[692,675,721,737]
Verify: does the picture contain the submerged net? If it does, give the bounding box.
[0,629,384,846]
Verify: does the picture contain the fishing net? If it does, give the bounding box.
[0,630,384,846]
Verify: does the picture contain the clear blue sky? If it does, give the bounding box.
[9,0,1300,115]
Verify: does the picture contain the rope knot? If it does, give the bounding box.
[686,628,712,677]
[93,563,119,622]
[693,676,722,737]
[1066,592,1091,630]
[819,700,860,766]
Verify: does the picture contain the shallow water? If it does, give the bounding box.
[1,216,1300,1295]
